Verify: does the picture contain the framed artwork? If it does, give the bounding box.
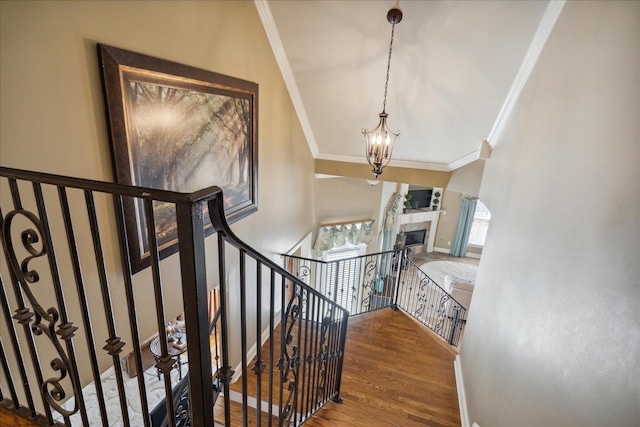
[98,44,258,273]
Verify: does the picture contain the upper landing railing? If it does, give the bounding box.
[283,249,467,347]
[0,166,349,427]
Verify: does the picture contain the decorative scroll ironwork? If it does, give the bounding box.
[413,275,452,332]
[2,208,82,417]
[414,277,431,319]
[289,261,312,314]
[283,250,467,347]
[277,286,302,421]
[1,168,351,427]
[398,258,467,345]
[315,308,334,401]
[359,258,378,311]
[433,293,451,333]
[296,264,311,283]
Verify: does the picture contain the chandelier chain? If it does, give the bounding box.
[382,21,397,113]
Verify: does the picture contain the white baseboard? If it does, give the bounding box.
[228,389,281,414]
[434,246,481,259]
[454,354,471,427]
[232,311,282,382]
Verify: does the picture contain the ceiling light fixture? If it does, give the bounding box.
[362,6,403,178]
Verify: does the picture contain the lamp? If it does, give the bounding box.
[362,7,403,178]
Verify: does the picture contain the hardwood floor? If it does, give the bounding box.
[231,308,461,427]
[2,308,460,427]
[303,309,460,427]
[0,404,52,427]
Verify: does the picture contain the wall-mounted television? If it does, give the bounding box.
[408,189,432,209]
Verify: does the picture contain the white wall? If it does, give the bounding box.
[460,1,639,426]
[447,160,485,197]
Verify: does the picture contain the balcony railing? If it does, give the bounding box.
[396,257,467,346]
[0,166,348,426]
[283,249,466,346]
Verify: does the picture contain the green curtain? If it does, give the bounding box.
[313,220,375,251]
[450,198,477,257]
[381,192,403,251]
[378,193,404,290]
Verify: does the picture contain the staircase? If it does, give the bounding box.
[0,166,464,426]
[0,167,348,427]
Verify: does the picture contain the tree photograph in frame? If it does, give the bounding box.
[98,44,258,273]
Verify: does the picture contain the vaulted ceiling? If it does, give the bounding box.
[256,0,559,174]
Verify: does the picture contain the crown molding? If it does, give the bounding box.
[257,0,564,171]
[446,149,481,171]
[486,0,566,148]
[254,0,319,157]
[316,152,450,172]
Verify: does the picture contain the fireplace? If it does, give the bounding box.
[394,210,442,254]
[405,229,426,246]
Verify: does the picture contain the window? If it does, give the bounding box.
[322,245,365,312]
[468,200,491,246]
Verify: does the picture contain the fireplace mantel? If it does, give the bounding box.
[396,210,442,252]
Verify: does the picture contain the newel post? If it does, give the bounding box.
[332,310,349,404]
[448,305,462,346]
[175,199,214,427]
[391,248,407,310]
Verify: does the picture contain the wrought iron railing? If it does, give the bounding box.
[0,166,348,426]
[283,250,403,316]
[283,249,466,346]
[395,257,467,346]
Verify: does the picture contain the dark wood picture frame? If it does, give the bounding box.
[98,44,258,273]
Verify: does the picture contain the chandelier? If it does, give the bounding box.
[362,7,403,178]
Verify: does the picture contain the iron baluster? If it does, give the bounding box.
[144,198,178,427]
[1,167,352,427]
[113,194,148,427]
[58,187,110,426]
[86,191,132,426]
[239,249,249,426]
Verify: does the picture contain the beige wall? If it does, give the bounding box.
[315,177,383,225]
[439,160,486,255]
[433,189,483,256]
[461,1,639,426]
[0,0,314,390]
[433,190,461,251]
[313,178,484,257]
[315,159,450,188]
[313,177,385,250]
[447,160,485,197]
